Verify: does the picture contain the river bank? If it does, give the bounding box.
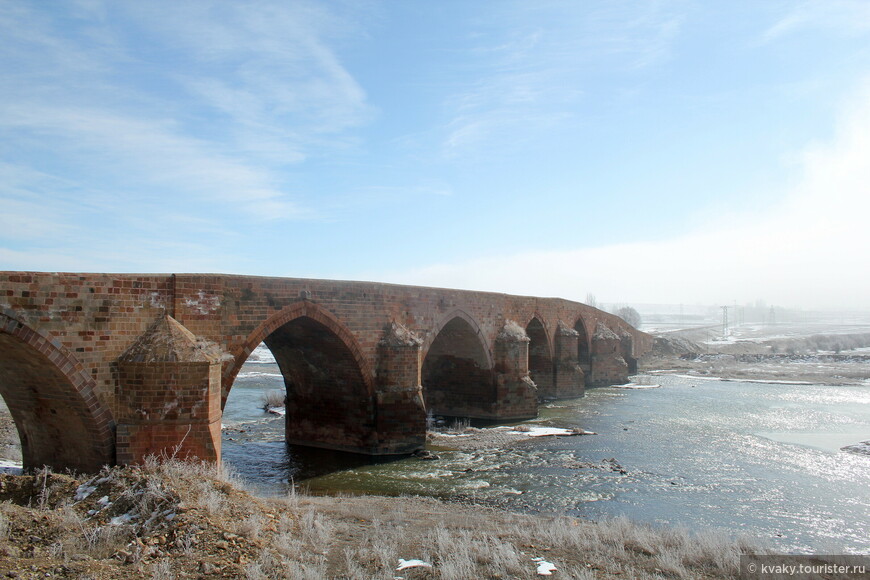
[0,458,759,579]
[0,390,761,579]
[640,331,870,385]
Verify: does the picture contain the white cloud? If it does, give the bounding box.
[382,82,870,311]
[0,104,307,220]
[0,1,374,225]
[762,0,870,42]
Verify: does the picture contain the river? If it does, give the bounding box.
[222,345,870,555]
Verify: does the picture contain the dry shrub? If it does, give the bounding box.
[150,559,174,580]
[261,390,286,409]
[235,514,264,539]
[299,506,334,554]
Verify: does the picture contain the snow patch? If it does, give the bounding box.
[614,382,661,389]
[246,343,277,364]
[74,484,98,502]
[497,426,596,437]
[720,377,816,385]
[841,440,870,456]
[499,319,529,342]
[109,512,137,526]
[238,371,282,379]
[0,458,22,475]
[533,557,557,575]
[396,558,432,571]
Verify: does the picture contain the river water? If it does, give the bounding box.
[222,345,870,555]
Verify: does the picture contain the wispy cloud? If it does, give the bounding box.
[131,1,372,144]
[0,1,372,227]
[437,3,686,159]
[0,104,307,220]
[762,0,870,42]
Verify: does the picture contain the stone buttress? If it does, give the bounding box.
[588,322,629,387]
[116,315,222,464]
[552,322,586,397]
[492,320,537,419]
[375,322,426,453]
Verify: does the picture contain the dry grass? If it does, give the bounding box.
[0,459,761,578]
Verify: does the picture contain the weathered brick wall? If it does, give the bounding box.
[0,272,175,419]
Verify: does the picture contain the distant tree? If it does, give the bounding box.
[585,293,598,308]
[616,306,642,328]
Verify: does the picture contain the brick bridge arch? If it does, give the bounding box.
[225,300,377,452]
[224,300,374,404]
[526,315,554,396]
[422,309,496,419]
[0,312,114,472]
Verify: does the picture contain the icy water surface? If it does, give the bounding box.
[223,346,870,554]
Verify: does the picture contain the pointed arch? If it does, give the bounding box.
[0,313,115,472]
[223,300,374,402]
[574,316,591,365]
[525,315,554,396]
[421,310,496,418]
[421,309,493,369]
[224,301,376,452]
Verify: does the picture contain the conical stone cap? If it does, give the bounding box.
[593,322,620,341]
[119,315,221,363]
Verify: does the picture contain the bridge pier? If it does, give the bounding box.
[551,323,586,398]
[374,323,426,453]
[588,323,630,387]
[116,316,222,465]
[492,322,537,420]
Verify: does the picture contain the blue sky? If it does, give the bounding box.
[2,1,870,310]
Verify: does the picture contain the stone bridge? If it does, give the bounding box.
[0,272,651,472]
